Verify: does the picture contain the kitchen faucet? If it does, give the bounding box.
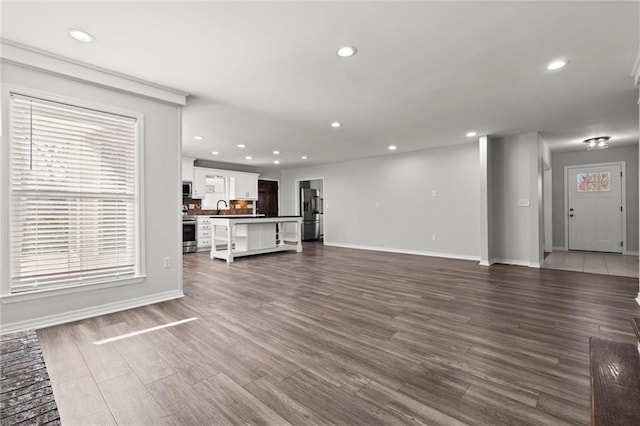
[216,199,228,215]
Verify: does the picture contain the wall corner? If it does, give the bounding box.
[479,136,492,265]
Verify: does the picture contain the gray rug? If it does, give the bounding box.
[1,330,60,425]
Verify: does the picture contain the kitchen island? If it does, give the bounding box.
[210,216,302,263]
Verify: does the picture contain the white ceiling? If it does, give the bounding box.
[2,1,639,170]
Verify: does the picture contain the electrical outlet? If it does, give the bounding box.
[163,257,171,268]
[432,234,438,241]
[431,190,437,197]
[517,199,530,207]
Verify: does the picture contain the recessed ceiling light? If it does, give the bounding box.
[67,28,95,43]
[273,150,280,155]
[466,131,477,137]
[388,145,397,151]
[330,121,342,128]
[237,144,246,148]
[245,156,252,160]
[337,46,357,58]
[547,59,568,71]
[301,156,308,160]
[211,151,219,155]
[194,136,205,141]
[273,160,280,164]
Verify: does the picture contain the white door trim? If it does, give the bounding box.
[563,161,626,254]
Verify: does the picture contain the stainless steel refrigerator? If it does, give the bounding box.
[301,188,321,240]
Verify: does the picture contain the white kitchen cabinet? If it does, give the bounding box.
[247,223,276,250]
[202,176,228,210]
[182,157,195,182]
[192,167,208,199]
[197,216,212,251]
[230,173,258,200]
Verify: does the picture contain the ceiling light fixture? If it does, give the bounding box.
[211,151,219,155]
[245,156,252,160]
[331,121,342,128]
[337,46,357,58]
[583,136,611,150]
[466,131,477,137]
[67,28,95,43]
[237,144,246,148]
[273,160,280,164]
[388,145,397,151]
[273,150,280,155]
[547,59,568,71]
[301,156,308,160]
[194,136,204,141]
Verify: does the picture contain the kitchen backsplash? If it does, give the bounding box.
[183,198,254,216]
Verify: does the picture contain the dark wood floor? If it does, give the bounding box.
[37,243,640,425]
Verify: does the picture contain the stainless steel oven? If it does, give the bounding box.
[183,216,197,253]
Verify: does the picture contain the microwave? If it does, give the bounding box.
[182,181,192,198]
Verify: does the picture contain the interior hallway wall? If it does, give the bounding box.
[490,132,544,267]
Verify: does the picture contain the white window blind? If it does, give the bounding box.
[10,93,139,292]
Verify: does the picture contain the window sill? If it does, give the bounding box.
[0,275,147,304]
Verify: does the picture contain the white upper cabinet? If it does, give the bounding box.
[191,166,258,201]
[202,176,228,210]
[182,157,195,182]
[192,166,209,199]
[230,173,258,200]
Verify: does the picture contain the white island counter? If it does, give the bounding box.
[210,216,302,263]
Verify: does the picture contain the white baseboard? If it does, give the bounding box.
[549,247,638,256]
[323,241,480,262]
[0,290,184,335]
[492,258,540,268]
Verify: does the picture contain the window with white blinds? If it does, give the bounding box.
[9,93,139,292]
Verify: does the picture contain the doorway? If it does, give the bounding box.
[257,179,279,217]
[565,162,625,253]
[298,179,324,242]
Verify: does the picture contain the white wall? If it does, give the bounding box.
[491,132,543,267]
[543,167,553,252]
[0,61,184,332]
[479,136,497,265]
[255,168,282,181]
[281,143,480,260]
[551,145,639,252]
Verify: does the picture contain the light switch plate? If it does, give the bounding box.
[517,199,530,207]
[431,190,437,197]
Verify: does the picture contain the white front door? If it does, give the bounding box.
[567,164,623,253]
